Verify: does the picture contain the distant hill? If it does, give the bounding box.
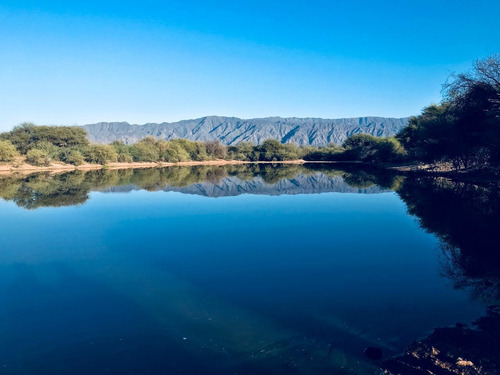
[82,116,408,146]
[103,173,388,198]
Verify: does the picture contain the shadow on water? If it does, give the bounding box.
[382,176,500,374]
[1,164,500,373]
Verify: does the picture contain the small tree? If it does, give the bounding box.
[0,140,19,162]
[130,141,160,162]
[84,145,118,164]
[0,123,89,154]
[26,149,51,166]
[205,140,228,159]
[117,152,133,162]
[161,141,190,162]
[65,150,85,166]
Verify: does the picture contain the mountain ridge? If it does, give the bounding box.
[82,115,409,146]
[102,173,388,198]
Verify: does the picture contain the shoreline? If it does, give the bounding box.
[0,159,309,176]
[1,159,498,181]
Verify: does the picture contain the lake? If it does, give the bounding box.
[0,164,498,374]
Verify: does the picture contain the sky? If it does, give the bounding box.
[0,1,499,130]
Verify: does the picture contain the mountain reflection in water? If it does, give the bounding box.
[0,163,499,374]
[0,164,395,209]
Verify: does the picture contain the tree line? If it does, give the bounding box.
[0,55,498,169]
[306,54,500,169]
[0,125,316,166]
[0,125,408,166]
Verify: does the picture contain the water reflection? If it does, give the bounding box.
[0,164,391,209]
[396,176,500,303]
[1,164,499,301]
[388,176,500,374]
[0,164,499,374]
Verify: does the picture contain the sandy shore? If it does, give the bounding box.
[0,159,308,175]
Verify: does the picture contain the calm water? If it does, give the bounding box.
[0,165,497,374]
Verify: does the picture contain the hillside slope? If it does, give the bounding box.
[83,116,408,146]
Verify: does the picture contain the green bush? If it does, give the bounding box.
[65,150,85,166]
[110,141,134,163]
[169,139,208,161]
[117,153,133,163]
[26,149,52,166]
[303,145,344,161]
[0,123,89,154]
[227,142,258,161]
[0,140,20,162]
[33,140,61,159]
[255,139,300,161]
[161,141,190,162]
[84,145,118,164]
[130,141,160,162]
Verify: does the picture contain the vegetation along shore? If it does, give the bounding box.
[1,56,498,177]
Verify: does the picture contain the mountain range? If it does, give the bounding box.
[103,172,387,198]
[82,115,409,146]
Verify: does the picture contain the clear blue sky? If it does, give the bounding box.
[0,1,498,130]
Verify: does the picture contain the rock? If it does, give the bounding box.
[456,358,474,367]
[381,308,500,375]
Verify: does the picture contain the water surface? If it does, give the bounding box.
[0,165,496,374]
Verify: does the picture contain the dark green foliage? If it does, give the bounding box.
[26,149,51,166]
[0,164,389,209]
[0,123,89,154]
[341,134,405,162]
[254,139,301,161]
[227,142,259,161]
[303,144,344,161]
[0,172,90,209]
[303,134,405,163]
[0,140,19,162]
[227,139,302,162]
[397,55,500,170]
[397,104,454,162]
[397,176,500,288]
[256,139,285,161]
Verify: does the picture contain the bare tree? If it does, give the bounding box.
[204,140,227,159]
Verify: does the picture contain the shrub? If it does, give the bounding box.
[130,141,160,162]
[65,150,85,166]
[169,139,208,161]
[33,140,61,159]
[161,141,191,162]
[84,145,118,164]
[205,140,228,159]
[255,139,300,161]
[0,123,89,154]
[117,152,133,163]
[227,142,258,161]
[0,140,19,162]
[26,149,52,166]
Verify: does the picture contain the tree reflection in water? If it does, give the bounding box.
[385,176,500,374]
[1,164,500,373]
